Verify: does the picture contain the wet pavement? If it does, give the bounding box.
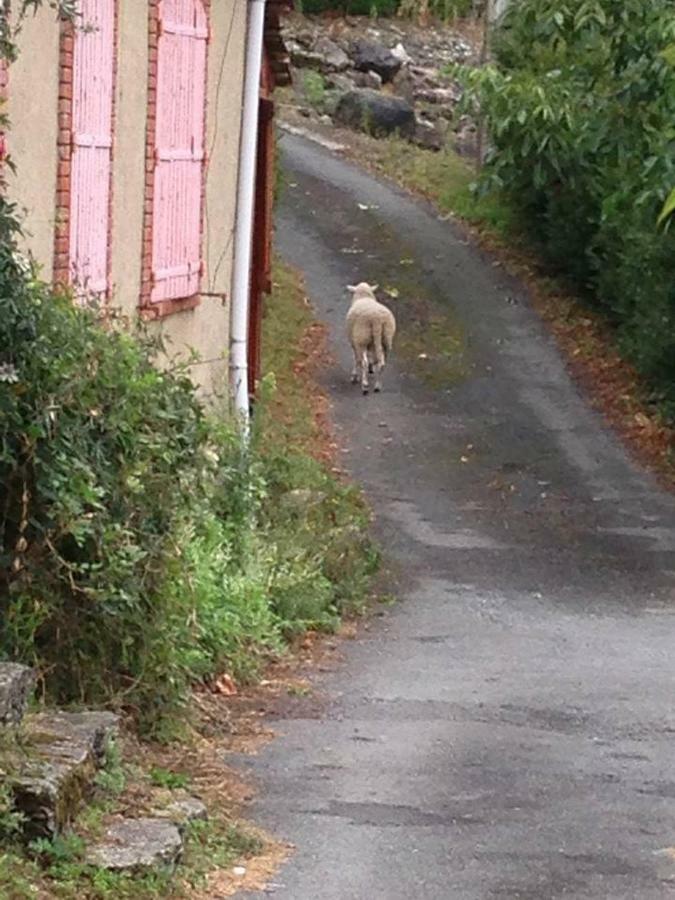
[238,133,675,899]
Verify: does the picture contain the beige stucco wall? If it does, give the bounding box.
[7,7,61,281]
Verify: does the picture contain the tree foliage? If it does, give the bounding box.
[457,0,675,416]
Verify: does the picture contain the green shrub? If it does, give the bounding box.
[456,0,675,416]
[0,237,377,734]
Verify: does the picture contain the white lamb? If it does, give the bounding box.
[346,282,396,394]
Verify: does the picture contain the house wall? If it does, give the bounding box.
[7,0,249,401]
[7,7,61,282]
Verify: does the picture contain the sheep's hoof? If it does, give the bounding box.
[374,385,381,393]
[362,387,369,395]
[350,374,359,384]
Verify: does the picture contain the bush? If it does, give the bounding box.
[0,237,377,734]
[299,0,472,15]
[456,0,675,416]
[299,0,398,15]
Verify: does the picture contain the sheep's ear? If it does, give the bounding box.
[347,285,357,293]
[372,284,379,292]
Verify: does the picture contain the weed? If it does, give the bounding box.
[29,833,85,866]
[302,71,326,111]
[94,739,126,797]
[0,782,23,842]
[149,767,190,791]
[181,819,264,890]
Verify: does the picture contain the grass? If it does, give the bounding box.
[361,136,520,237]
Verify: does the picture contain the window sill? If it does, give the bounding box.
[140,294,200,321]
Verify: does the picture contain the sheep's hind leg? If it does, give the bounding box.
[350,346,360,384]
[361,351,370,394]
[373,349,386,393]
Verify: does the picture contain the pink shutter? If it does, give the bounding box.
[151,0,207,303]
[69,0,116,298]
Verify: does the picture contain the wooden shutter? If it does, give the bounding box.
[69,0,116,297]
[151,0,207,303]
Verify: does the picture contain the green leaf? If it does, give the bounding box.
[657,187,675,226]
[660,43,675,67]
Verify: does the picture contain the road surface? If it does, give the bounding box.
[239,133,675,899]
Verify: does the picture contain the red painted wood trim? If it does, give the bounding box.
[53,19,74,288]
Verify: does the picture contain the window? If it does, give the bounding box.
[144,0,208,310]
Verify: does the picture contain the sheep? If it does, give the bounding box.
[345,282,396,394]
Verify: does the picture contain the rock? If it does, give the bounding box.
[313,36,350,72]
[390,42,412,66]
[334,90,415,139]
[324,72,354,93]
[414,85,461,107]
[11,711,120,839]
[0,663,35,727]
[86,818,183,873]
[413,118,445,152]
[26,711,120,767]
[392,66,416,104]
[152,792,207,833]
[350,39,402,84]
[352,70,383,91]
[289,45,325,71]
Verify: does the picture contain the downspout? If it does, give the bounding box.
[230,0,267,426]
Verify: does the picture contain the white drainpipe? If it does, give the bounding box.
[230,0,267,426]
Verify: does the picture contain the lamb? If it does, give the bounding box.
[345,282,396,394]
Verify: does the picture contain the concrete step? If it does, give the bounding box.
[9,710,120,840]
[0,663,35,727]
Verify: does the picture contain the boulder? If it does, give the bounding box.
[151,791,208,834]
[324,72,355,93]
[350,39,402,84]
[414,86,461,108]
[352,70,383,91]
[289,44,325,71]
[313,36,350,72]
[390,42,412,66]
[392,66,416,104]
[86,818,183,873]
[413,118,446,152]
[0,663,35,727]
[334,90,415,139]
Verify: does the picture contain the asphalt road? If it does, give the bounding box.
[239,132,675,899]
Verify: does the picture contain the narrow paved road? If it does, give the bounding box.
[241,134,675,899]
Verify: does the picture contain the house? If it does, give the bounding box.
[5,0,290,410]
